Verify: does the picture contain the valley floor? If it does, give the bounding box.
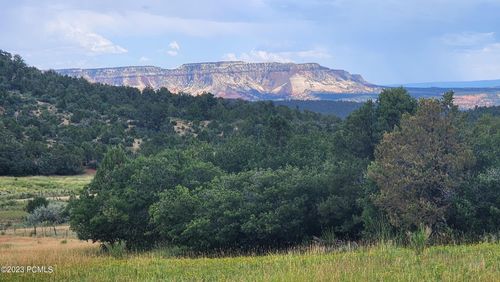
[0,235,498,281]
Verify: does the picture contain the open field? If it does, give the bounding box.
[0,235,498,281]
[0,207,27,226]
[0,174,93,227]
[0,174,93,201]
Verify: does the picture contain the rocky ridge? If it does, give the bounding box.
[56,61,379,100]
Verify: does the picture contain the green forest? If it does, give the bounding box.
[1,50,499,252]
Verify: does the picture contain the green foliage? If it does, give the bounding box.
[69,147,223,249]
[149,185,200,246]
[104,241,127,259]
[470,115,500,170]
[449,167,500,236]
[316,159,366,237]
[334,100,377,159]
[26,202,67,229]
[334,88,416,160]
[375,87,417,135]
[150,162,367,251]
[72,154,369,251]
[25,196,48,213]
[320,228,338,246]
[368,98,475,231]
[151,167,325,251]
[408,225,432,256]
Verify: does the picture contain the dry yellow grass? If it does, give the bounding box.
[0,235,499,281]
[0,236,95,264]
[0,236,100,281]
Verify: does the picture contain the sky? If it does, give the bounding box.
[1,0,500,85]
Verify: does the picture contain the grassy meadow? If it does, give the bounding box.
[0,174,93,226]
[0,235,499,281]
[0,174,93,201]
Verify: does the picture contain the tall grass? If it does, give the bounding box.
[408,225,432,255]
[0,235,498,281]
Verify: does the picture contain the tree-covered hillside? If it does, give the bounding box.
[273,100,362,118]
[0,50,341,176]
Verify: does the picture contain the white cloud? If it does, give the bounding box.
[222,48,331,63]
[167,50,178,56]
[45,21,127,54]
[169,41,180,51]
[166,40,180,56]
[222,53,238,61]
[48,9,258,38]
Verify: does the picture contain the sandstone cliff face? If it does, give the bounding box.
[56,61,379,100]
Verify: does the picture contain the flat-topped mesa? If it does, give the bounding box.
[60,66,164,78]
[176,61,326,73]
[56,61,380,100]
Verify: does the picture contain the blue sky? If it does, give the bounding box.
[1,0,500,85]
